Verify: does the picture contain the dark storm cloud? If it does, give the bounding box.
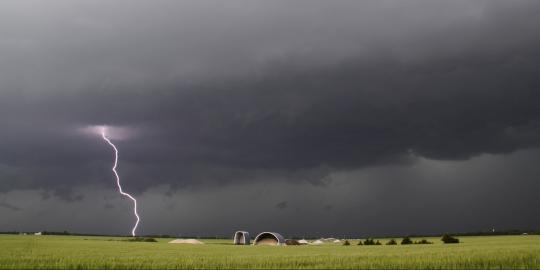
[3,149,539,237]
[1,0,540,196]
[0,201,21,211]
[275,201,288,210]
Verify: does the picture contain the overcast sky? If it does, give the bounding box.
[1,0,540,238]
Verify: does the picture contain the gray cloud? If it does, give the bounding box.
[275,201,288,210]
[1,0,540,235]
[0,201,21,211]
[1,149,539,237]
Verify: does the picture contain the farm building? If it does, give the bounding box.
[253,232,286,246]
[233,231,250,245]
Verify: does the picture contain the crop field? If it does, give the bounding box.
[0,234,539,269]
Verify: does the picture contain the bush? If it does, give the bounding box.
[441,234,459,244]
[386,239,397,245]
[343,240,350,246]
[360,239,382,245]
[401,237,413,245]
[363,238,376,245]
[357,240,363,245]
[415,239,433,244]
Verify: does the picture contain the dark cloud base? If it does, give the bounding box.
[2,48,539,193]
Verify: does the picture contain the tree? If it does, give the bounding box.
[401,237,413,245]
[441,234,459,244]
[363,238,376,245]
[415,239,432,244]
[386,239,397,245]
[343,240,350,246]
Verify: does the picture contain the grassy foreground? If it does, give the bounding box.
[0,235,539,269]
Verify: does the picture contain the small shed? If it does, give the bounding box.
[253,232,286,246]
[233,231,250,245]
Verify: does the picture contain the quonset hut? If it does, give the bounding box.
[233,231,250,245]
[253,232,286,246]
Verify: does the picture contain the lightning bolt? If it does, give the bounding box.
[101,130,140,237]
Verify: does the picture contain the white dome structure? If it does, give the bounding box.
[253,232,286,246]
[233,231,250,245]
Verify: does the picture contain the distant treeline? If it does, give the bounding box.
[382,229,539,239]
[0,231,227,239]
[453,229,536,236]
[290,230,539,240]
[0,231,109,236]
[1,229,538,238]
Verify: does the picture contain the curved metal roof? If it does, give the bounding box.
[253,232,286,245]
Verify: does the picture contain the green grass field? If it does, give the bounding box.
[1,234,539,269]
